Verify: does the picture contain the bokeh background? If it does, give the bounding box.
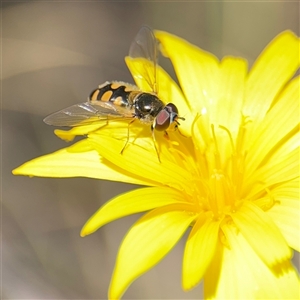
[3,1,299,299]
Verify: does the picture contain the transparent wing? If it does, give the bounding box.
[128,26,159,93]
[43,101,134,127]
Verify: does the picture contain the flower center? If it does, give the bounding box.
[191,118,249,219]
[209,169,234,216]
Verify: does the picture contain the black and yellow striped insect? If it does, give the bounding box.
[44,27,184,161]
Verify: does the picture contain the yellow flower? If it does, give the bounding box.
[13,30,300,299]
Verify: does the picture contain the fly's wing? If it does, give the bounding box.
[43,101,134,127]
[128,26,159,94]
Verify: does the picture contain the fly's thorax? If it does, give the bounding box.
[89,81,140,108]
[133,92,164,123]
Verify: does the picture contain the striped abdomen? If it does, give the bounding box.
[89,81,140,107]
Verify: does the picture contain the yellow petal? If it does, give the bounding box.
[245,147,299,194]
[155,30,220,114]
[125,56,192,135]
[213,56,247,135]
[267,180,300,251]
[81,186,187,236]
[205,224,300,299]
[246,76,300,175]
[182,217,220,290]
[12,140,150,186]
[244,31,300,122]
[267,127,300,160]
[109,204,197,300]
[88,132,194,191]
[125,56,155,93]
[230,201,291,267]
[192,107,211,153]
[54,123,104,141]
[192,57,247,155]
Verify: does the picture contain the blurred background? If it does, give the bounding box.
[3,1,299,299]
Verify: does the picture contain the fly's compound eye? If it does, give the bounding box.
[135,93,163,118]
[154,103,179,131]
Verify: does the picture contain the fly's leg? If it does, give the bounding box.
[151,125,161,163]
[121,118,136,154]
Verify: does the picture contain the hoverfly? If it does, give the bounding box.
[44,27,184,162]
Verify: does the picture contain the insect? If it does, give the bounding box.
[44,27,184,162]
